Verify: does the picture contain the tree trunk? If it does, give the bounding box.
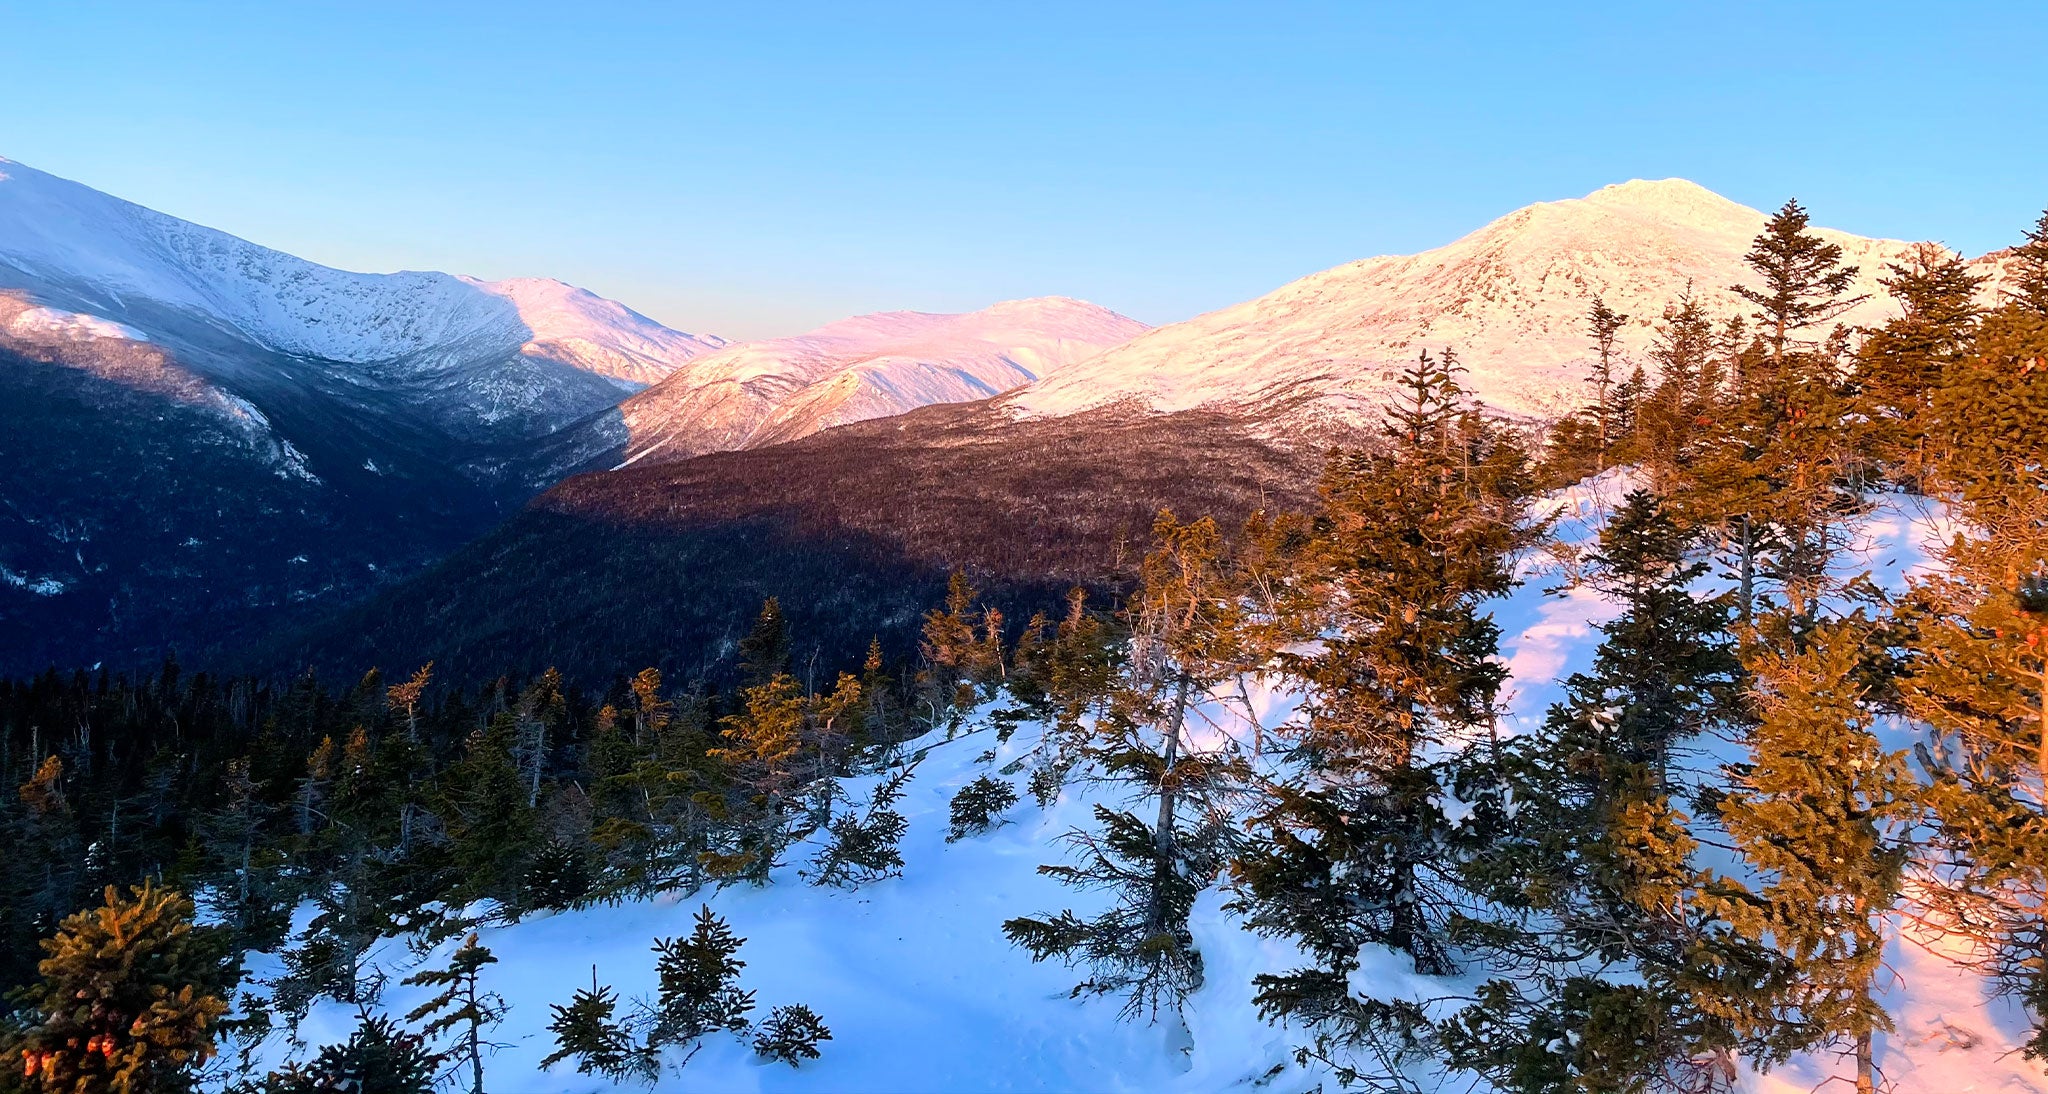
[1738,515,1756,626]
[1855,1026,1875,1094]
[1150,674,1191,936]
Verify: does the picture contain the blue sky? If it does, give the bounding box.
[5,1,2044,340]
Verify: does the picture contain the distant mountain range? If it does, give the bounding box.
[0,157,1140,675]
[0,158,2013,681]
[618,297,1145,467]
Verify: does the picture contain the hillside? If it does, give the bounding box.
[243,483,2047,1093]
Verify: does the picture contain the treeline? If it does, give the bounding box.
[0,587,1003,1090]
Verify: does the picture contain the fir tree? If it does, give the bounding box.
[1231,348,1540,1076]
[1731,199,1868,370]
[645,905,755,1061]
[808,759,917,888]
[1587,294,1631,467]
[2009,208,2048,316]
[738,598,793,687]
[947,775,1020,842]
[10,883,234,1094]
[1442,490,1758,1091]
[1708,616,1918,1094]
[1005,511,1255,1020]
[261,1014,441,1094]
[402,934,507,1094]
[542,970,651,1082]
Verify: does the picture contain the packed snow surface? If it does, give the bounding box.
[1007,179,2008,424]
[618,296,1146,465]
[240,478,2045,1093]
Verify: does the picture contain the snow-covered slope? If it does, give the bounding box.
[243,484,2045,1093]
[618,297,1145,465]
[1009,179,2004,425]
[0,155,725,438]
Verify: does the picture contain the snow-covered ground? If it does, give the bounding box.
[230,479,2048,1092]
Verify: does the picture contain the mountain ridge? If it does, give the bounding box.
[1004,177,2006,425]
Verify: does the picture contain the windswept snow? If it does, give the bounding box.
[619,296,1146,465]
[1007,179,2007,425]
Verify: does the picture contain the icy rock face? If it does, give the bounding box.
[0,155,724,438]
[618,296,1146,466]
[1007,179,2008,425]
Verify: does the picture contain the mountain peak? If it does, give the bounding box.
[1008,181,1955,424]
[1570,177,1762,232]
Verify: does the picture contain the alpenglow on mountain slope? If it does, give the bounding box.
[616,297,1146,466]
[1007,178,2006,424]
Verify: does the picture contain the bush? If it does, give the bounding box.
[751,1004,832,1067]
[947,776,1021,842]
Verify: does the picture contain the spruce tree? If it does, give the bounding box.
[1898,290,2048,1052]
[10,883,234,1094]
[1587,295,1631,469]
[1442,491,1757,1091]
[402,934,507,1094]
[808,759,917,888]
[1731,199,1868,370]
[261,1014,441,1094]
[751,1004,831,1068]
[2009,209,2048,316]
[738,598,793,687]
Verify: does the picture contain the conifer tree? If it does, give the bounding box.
[738,598,793,687]
[645,905,755,1061]
[809,759,917,888]
[1587,295,1631,468]
[542,970,651,1081]
[2009,209,2048,316]
[1856,242,1985,486]
[1232,349,1540,1075]
[1709,616,1918,1094]
[752,1004,831,1067]
[1897,287,2048,1051]
[1731,199,1868,370]
[261,1014,441,1094]
[1005,511,1254,1019]
[1637,291,1720,493]
[437,717,539,904]
[10,883,234,1094]
[193,758,289,951]
[402,934,507,1094]
[1442,491,1757,1090]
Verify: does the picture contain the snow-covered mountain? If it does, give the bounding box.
[0,155,726,441]
[0,156,737,674]
[617,297,1145,466]
[1007,179,2003,425]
